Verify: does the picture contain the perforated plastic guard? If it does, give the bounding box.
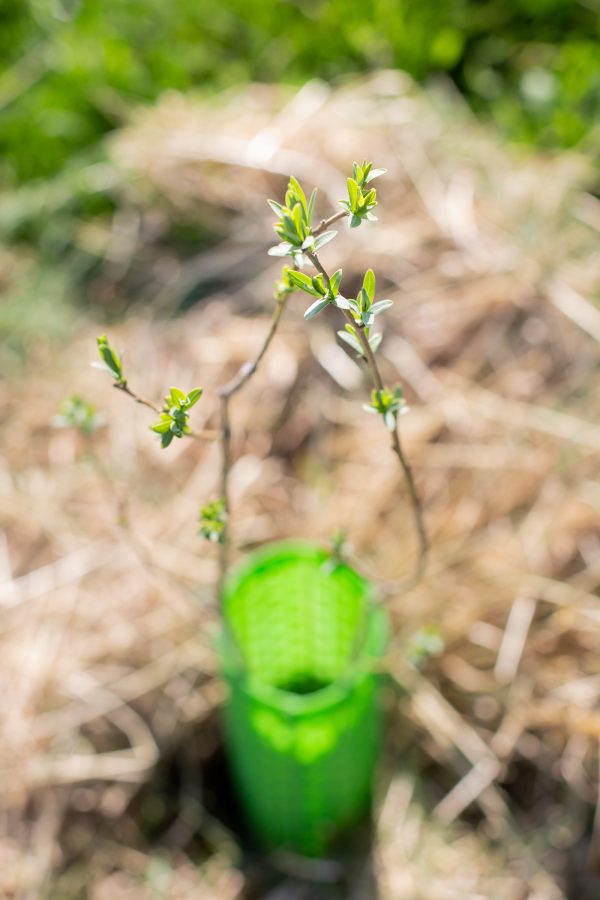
[219,541,388,855]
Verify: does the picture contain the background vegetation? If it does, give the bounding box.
[1,4,600,896]
[2,0,598,364]
[2,0,599,187]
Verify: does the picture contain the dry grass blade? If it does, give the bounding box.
[1,72,599,896]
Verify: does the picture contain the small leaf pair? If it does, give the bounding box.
[352,160,387,188]
[199,498,227,543]
[150,386,203,448]
[94,335,125,385]
[336,269,392,357]
[53,395,105,436]
[340,161,386,228]
[348,269,393,328]
[364,385,408,430]
[163,386,203,411]
[267,176,317,263]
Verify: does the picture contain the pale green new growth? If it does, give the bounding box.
[150,386,203,448]
[268,162,427,584]
[93,157,427,594]
[93,336,206,449]
[199,498,228,544]
[94,334,125,385]
[53,394,105,436]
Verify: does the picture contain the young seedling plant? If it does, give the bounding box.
[94,161,427,599]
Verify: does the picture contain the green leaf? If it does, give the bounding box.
[161,431,175,448]
[91,361,114,375]
[279,214,301,243]
[371,299,393,316]
[267,199,286,218]
[363,269,375,302]
[362,189,377,208]
[365,167,387,183]
[96,335,123,381]
[311,274,327,296]
[287,270,321,296]
[268,242,295,257]
[334,295,351,310]
[288,176,307,213]
[337,329,364,356]
[350,214,362,228]
[313,230,337,251]
[291,203,305,238]
[54,395,105,436]
[369,333,383,353]
[100,348,119,376]
[329,268,342,295]
[199,499,227,543]
[304,297,330,320]
[307,188,317,225]
[347,178,359,212]
[169,386,186,408]
[150,420,171,434]
[362,310,375,327]
[384,410,396,430]
[291,250,307,268]
[185,388,203,408]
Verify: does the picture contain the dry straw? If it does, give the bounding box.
[1,72,599,897]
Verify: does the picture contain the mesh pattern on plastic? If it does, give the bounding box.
[225,550,365,689]
[220,543,386,856]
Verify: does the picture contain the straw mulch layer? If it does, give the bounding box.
[2,73,600,898]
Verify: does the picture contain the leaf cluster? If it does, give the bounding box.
[267,176,319,266]
[364,385,407,430]
[199,498,227,543]
[53,395,105,436]
[286,266,348,320]
[337,268,392,358]
[150,386,203,448]
[341,161,386,228]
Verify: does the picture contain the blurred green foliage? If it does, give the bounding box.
[1,0,599,187]
[0,0,597,366]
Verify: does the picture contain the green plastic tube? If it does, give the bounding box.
[218,541,388,856]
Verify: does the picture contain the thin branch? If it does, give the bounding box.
[215,295,289,599]
[113,382,220,442]
[312,208,347,237]
[219,294,288,400]
[209,209,344,599]
[114,382,162,414]
[307,249,330,282]
[306,249,428,589]
[217,393,232,601]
